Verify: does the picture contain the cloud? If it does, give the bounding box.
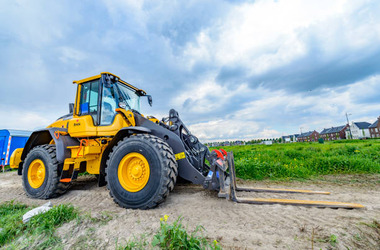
[0,0,379,141]
[182,0,380,92]
[0,105,54,130]
[189,119,261,142]
[59,47,87,64]
[172,74,251,115]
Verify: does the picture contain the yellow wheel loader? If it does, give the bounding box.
[10,72,364,209]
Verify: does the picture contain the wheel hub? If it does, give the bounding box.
[118,152,150,192]
[27,159,46,189]
[130,159,145,180]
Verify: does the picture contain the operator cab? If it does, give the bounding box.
[74,72,151,126]
[65,72,152,137]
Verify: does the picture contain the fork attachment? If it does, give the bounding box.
[211,151,364,209]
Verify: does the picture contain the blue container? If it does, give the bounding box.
[0,130,32,166]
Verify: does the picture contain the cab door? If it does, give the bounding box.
[68,80,99,137]
[96,80,129,136]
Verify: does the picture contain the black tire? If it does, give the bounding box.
[106,134,178,209]
[22,144,70,199]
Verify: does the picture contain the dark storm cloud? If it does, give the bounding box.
[247,46,380,93]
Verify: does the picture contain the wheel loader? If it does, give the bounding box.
[10,72,364,209]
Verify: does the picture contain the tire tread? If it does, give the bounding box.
[106,134,178,209]
[23,144,70,199]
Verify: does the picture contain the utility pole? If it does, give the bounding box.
[345,113,353,139]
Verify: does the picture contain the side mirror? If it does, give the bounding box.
[118,102,127,109]
[69,103,74,114]
[147,95,153,107]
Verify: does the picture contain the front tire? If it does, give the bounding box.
[106,134,178,209]
[22,144,70,199]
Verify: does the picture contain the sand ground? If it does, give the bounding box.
[0,171,379,249]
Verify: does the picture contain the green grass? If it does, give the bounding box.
[0,201,79,248]
[0,201,30,246]
[1,202,220,249]
[118,216,221,250]
[212,139,380,180]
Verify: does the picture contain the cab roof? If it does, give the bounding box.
[73,72,146,95]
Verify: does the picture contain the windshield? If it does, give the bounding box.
[115,82,141,111]
[100,82,141,125]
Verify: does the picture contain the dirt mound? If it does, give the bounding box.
[1,172,379,249]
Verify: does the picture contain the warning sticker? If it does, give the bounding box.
[175,152,186,161]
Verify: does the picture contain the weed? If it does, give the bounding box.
[117,215,221,249]
[152,215,220,249]
[330,234,338,247]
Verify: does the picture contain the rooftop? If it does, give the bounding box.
[369,119,379,128]
[353,122,371,129]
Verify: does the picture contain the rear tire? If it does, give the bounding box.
[106,134,178,209]
[22,144,70,199]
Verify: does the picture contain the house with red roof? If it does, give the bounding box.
[319,125,348,141]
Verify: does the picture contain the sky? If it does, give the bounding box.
[0,0,380,142]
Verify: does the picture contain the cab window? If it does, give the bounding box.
[100,84,118,125]
[79,80,99,124]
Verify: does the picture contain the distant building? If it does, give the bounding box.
[297,131,319,142]
[369,117,380,138]
[282,134,298,143]
[234,140,245,146]
[319,128,330,140]
[282,135,291,143]
[319,125,348,141]
[262,140,273,145]
[293,134,300,142]
[346,122,371,139]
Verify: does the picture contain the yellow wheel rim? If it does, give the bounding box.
[27,159,46,189]
[118,152,150,192]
